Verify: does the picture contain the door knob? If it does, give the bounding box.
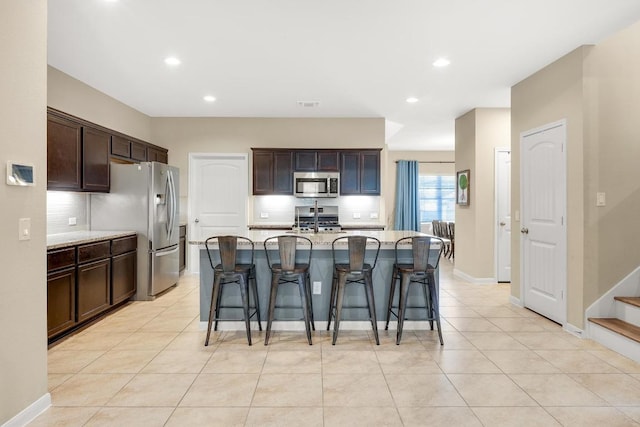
[500,222,506,226]
[195,218,200,223]
[520,227,528,234]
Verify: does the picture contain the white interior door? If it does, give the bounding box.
[496,149,511,282]
[189,153,248,272]
[521,121,566,324]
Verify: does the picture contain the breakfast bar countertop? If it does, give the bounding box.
[47,230,137,250]
[190,229,441,249]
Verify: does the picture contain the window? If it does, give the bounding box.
[418,175,455,223]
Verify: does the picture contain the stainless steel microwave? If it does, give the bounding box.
[293,172,339,198]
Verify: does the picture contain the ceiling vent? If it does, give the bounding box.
[297,101,320,108]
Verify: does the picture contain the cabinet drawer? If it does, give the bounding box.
[47,247,76,272]
[112,235,137,256]
[78,241,111,263]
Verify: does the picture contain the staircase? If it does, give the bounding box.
[588,296,640,363]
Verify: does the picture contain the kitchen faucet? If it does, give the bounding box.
[313,200,319,233]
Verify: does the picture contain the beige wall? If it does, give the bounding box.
[454,108,510,280]
[150,117,386,213]
[384,150,455,228]
[0,0,48,424]
[585,22,640,308]
[511,47,588,327]
[48,66,152,142]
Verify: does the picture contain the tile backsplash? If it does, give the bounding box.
[251,195,382,225]
[47,191,89,234]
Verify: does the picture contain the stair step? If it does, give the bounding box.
[614,296,640,308]
[588,317,640,344]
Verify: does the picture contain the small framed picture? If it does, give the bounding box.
[456,169,470,206]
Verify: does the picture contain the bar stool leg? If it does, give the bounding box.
[422,280,434,330]
[250,268,262,331]
[396,274,411,345]
[332,273,347,345]
[327,273,338,331]
[205,274,222,346]
[365,271,380,345]
[305,272,316,331]
[264,273,280,346]
[429,272,444,345]
[385,265,398,330]
[238,275,252,346]
[297,274,313,345]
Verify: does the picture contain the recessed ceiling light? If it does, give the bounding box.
[433,58,451,68]
[406,97,419,103]
[164,56,181,66]
[203,95,216,102]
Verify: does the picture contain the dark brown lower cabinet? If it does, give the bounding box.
[47,267,76,337]
[179,225,187,273]
[77,258,111,322]
[112,251,136,304]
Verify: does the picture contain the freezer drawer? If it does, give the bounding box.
[149,245,179,297]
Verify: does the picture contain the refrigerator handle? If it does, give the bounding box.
[165,171,173,241]
[167,169,177,240]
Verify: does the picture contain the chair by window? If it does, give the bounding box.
[327,235,381,345]
[385,236,445,345]
[204,235,262,346]
[263,235,315,345]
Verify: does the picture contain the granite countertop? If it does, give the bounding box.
[47,230,137,250]
[248,224,293,230]
[190,229,442,249]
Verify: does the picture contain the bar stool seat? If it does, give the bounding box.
[327,235,381,345]
[204,235,262,346]
[263,235,315,345]
[385,236,444,345]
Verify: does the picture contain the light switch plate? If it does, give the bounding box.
[313,281,322,295]
[596,192,606,207]
[19,217,31,241]
[260,212,269,218]
[68,217,77,225]
[353,212,361,219]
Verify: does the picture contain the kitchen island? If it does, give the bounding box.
[192,230,444,330]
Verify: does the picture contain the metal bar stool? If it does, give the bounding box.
[385,236,444,345]
[204,235,262,346]
[263,235,315,345]
[327,235,381,345]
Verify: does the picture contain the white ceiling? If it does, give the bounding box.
[47,0,640,151]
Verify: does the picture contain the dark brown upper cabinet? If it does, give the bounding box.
[82,127,111,192]
[340,150,381,195]
[147,146,168,164]
[294,150,339,171]
[47,115,82,191]
[252,149,293,195]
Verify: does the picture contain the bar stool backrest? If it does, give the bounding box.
[205,235,255,273]
[263,235,313,272]
[332,235,381,273]
[395,236,445,273]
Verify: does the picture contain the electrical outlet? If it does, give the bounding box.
[68,217,77,225]
[370,212,378,219]
[260,212,269,218]
[313,281,322,295]
[353,212,361,219]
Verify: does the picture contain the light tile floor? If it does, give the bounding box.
[31,262,640,426]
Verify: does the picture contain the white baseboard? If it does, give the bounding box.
[563,322,584,338]
[2,393,51,427]
[509,295,523,307]
[453,269,496,285]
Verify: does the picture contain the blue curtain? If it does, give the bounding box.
[394,160,420,231]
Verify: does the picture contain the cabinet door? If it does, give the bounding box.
[112,252,136,305]
[317,151,339,171]
[294,151,317,171]
[82,127,111,192]
[179,225,187,272]
[47,267,76,338]
[340,152,361,194]
[253,150,274,194]
[110,135,131,158]
[47,115,82,190]
[77,258,111,322]
[273,151,293,193]
[147,147,168,164]
[131,142,147,161]
[360,150,381,194]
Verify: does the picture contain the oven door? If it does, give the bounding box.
[295,177,329,197]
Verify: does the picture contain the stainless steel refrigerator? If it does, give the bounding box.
[91,162,180,300]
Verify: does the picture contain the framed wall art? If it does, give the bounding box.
[456,169,470,206]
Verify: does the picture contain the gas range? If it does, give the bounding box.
[293,205,341,233]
